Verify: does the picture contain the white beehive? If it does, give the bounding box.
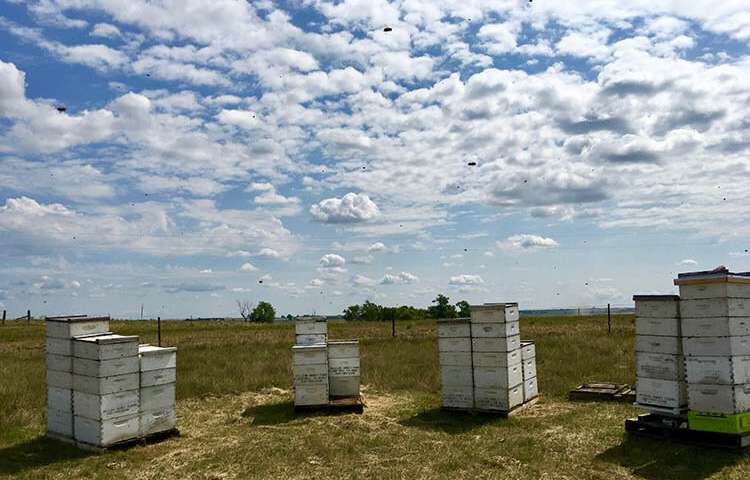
[474,384,524,411]
[469,303,519,323]
[46,316,109,339]
[521,341,536,360]
[523,377,538,402]
[139,345,177,436]
[636,378,688,409]
[295,317,327,335]
[74,334,139,360]
[633,295,680,318]
[438,337,471,352]
[685,356,750,385]
[522,357,537,381]
[680,299,750,318]
[295,334,327,346]
[682,336,750,357]
[635,317,681,337]
[687,384,750,413]
[636,352,685,381]
[635,335,682,355]
[681,317,750,337]
[679,280,750,300]
[293,344,329,406]
[73,390,139,421]
[473,350,521,368]
[438,319,473,409]
[439,351,472,367]
[470,321,520,338]
[74,356,139,378]
[437,319,471,338]
[471,335,521,353]
[74,373,139,395]
[74,415,140,447]
[328,340,360,398]
[473,364,523,389]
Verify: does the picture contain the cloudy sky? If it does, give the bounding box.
[1,1,749,318]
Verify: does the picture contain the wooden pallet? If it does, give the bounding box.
[625,413,750,450]
[62,428,180,452]
[442,396,539,417]
[294,395,364,414]
[569,382,635,403]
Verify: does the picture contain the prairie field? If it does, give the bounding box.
[1,315,748,479]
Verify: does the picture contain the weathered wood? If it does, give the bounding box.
[568,382,635,403]
[294,395,364,414]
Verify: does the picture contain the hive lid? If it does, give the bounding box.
[674,269,750,285]
[632,295,680,301]
[437,318,470,325]
[521,340,534,347]
[471,302,518,310]
[139,345,177,355]
[45,315,110,323]
[292,344,327,352]
[327,340,359,346]
[73,333,139,344]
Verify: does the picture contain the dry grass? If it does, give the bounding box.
[1,315,749,479]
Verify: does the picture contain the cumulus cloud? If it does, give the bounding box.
[352,274,376,287]
[678,259,699,266]
[380,271,419,285]
[498,235,560,251]
[310,193,380,223]
[240,262,258,272]
[449,274,484,286]
[257,248,281,259]
[320,253,346,268]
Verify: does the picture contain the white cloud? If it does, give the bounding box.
[257,248,281,259]
[90,23,121,39]
[678,259,698,266]
[320,253,346,268]
[498,235,560,251]
[310,193,380,223]
[240,262,258,272]
[351,255,374,264]
[448,274,484,286]
[352,274,376,287]
[380,271,419,285]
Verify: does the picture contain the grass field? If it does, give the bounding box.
[1,315,748,479]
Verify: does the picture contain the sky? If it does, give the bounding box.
[1,0,749,319]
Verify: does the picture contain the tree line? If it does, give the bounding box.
[343,294,470,322]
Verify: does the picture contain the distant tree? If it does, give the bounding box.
[455,300,471,318]
[381,307,397,324]
[237,300,253,322]
[285,314,294,321]
[250,301,276,323]
[343,304,362,321]
[428,294,457,319]
[360,301,382,322]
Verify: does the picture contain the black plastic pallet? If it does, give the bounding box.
[625,413,750,450]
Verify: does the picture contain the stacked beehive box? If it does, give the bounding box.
[438,319,473,409]
[632,295,686,414]
[45,316,110,441]
[293,344,329,406]
[471,303,524,412]
[675,271,750,432]
[138,345,177,436]
[521,341,538,403]
[328,340,360,398]
[295,317,327,346]
[72,334,141,447]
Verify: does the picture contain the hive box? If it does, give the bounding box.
[473,364,523,389]
[140,368,176,387]
[523,377,538,402]
[440,351,472,367]
[635,378,687,409]
[74,373,139,395]
[74,335,139,361]
[295,334,327,346]
[140,408,176,436]
[636,353,685,381]
[294,384,329,406]
[686,356,750,385]
[474,384,524,411]
[328,341,360,397]
[683,336,750,357]
[522,358,537,380]
[139,346,177,371]
[681,317,750,337]
[472,335,521,353]
[520,341,536,360]
[674,271,750,300]
[633,295,680,318]
[47,370,73,389]
[293,363,328,384]
[45,316,110,339]
[47,407,74,437]
[74,415,140,447]
[437,319,471,338]
[140,384,175,411]
[442,386,474,409]
[441,365,474,387]
[73,356,139,378]
[73,390,139,420]
[687,384,750,414]
[48,386,73,412]
[470,322,520,338]
[295,318,327,335]
[139,345,177,436]
[470,303,520,324]
[472,350,521,368]
[688,411,750,434]
[635,335,682,355]
[438,337,471,352]
[293,345,328,406]
[680,299,750,318]
[635,317,681,337]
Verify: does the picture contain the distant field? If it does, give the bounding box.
[1,315,747,479]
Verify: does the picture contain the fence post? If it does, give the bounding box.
[607,303,611,333]
[2,310,5,326]
[157,316,161,347]
[391,315,395,337]
[27,310,31,324]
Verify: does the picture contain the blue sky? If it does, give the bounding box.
[1,0,749,318]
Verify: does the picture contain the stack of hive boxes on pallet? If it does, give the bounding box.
[138,345,177,436]
[328,341,360,398]
[439,303,538,412]
[45,316,110,441]
[676,271,750,433]
[632,295,687,415]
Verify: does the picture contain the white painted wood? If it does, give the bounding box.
[679,282,750,300]
[522,358,537,381]
[74,414,140,446]
[328,358,360,377]
[140,368,176,388]
[471,335,521,353]
[48,386,72,413]
[74,356,139,377]
[474,384,524,411]
[472,350,521,368]
[46,337,73,356]
[681,298,750,318]
[635,335,682,355]
[73,335,139,361]
[330,376,360,397]
[139,345,177,372]
[635,378,687,408]
[685,356,750,385]
[473,364,523,389]
[523,377,538,402]
[47,407,74,437]
[636,353,685,381]
[440,365,474,387]
[439,351,472,367]
[73,390,139,420]
[295,334,327,346]
[327,341,359,359]
[687,383,750,414]
[293,364,328,385]
[292,345,328,365]
[74,373,139,395]
[295,319,327,335]
[438,337,471,352]
[46,318,109,339]
[633,296,680,318]
[48,370,73,389]
[294,384,329,406]
[140,384,176,411]
[47,354,72,372]
[140,407,176,436]
[683,336,750,357]
[441,386,474,409]
[521,342,536,360]
[470,321,520,338]
[437,320,471,338]
[470,303,520,323]
[636,317,681,337]
[681,317,750,337]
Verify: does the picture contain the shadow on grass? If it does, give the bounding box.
[399,408,501,434]
[242,401,298,426]
[0,436,93,475]
[597,435,741,480]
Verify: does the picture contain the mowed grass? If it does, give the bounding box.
[0,315,748,479]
